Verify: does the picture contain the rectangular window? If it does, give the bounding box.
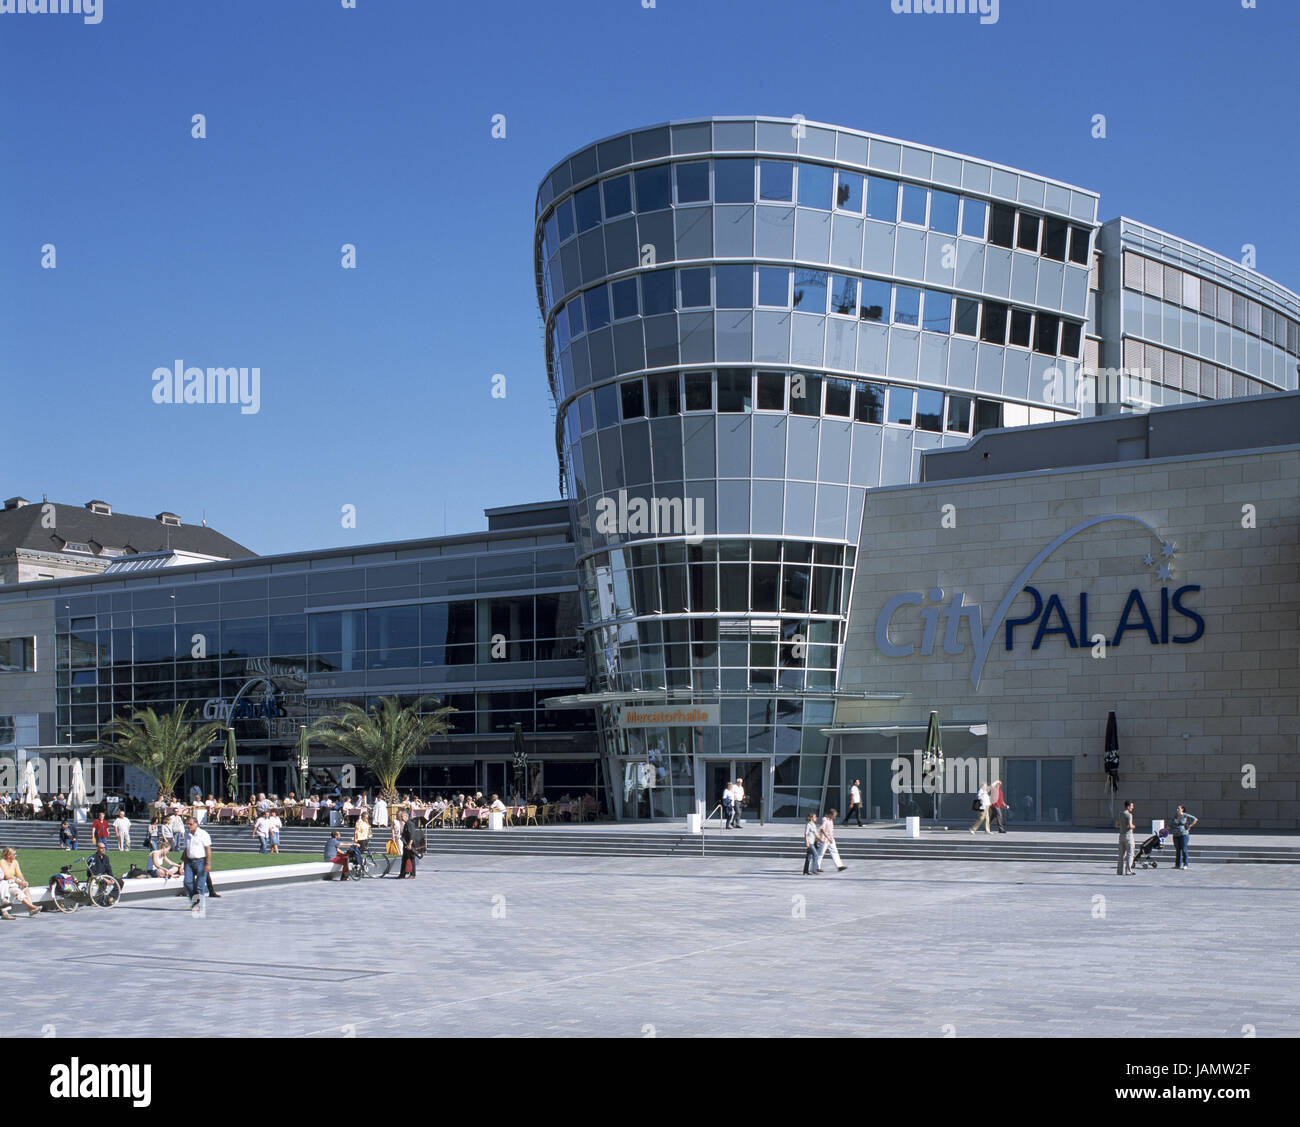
[953,297,980,337]
[715,264,753,309]
[0,636,35,672]
[584,286,611,331]
[829,275,858,315]
[602,174,632,218]
[714,158,754,204]
[929,190,959,235]
[756,370,786,411]
[865,176,898,222]
[854,381,885,423]
[960,198,987,238]
[887,385,914,425]
[620,380,646,420]
[578,393,595,432]
[922,290,952,333]
[1034,312,1060,355]
[641,269,676,316]
[859,279,890,322]
[676,161,710,204]
[797,163,834,209]
[556,197,575,241]
[649,373,682,417]
[980,301,1009,344]
[574,184,602,232]
[716,369,753,412]
[946,393,972,433]
[835,171,863,213]
[988,204,1015,248]
[790,373,821,416]
[1016,213,1040,252]
[915,388,944,432]
[611,277,639,319]
[793,269,828,313]
[1041,217,1068,261]
[683,371,712,411]
[635,165,672,212]
[900,184,927,226]
[893,286,921,327]
[594,383,620,427]
[1009,308,1033,348]
[759,160,794,202]
[757,266,789,308]
[567,299,585,337]
[1068,225,1090,264]
[679,267,711,309]
[973,398,1002,433]
[1060,321,1083,359]
[824,376,853,417]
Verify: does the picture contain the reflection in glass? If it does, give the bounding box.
[676,161,710,204]
[797,163,833,209]
[759,160,794,202]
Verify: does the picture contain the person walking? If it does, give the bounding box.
[969,784,992,834]
[1115,800,1136,876]
[732,777,746,828]
[91,812,110,848]
[815,809,847,872]
[399,811,424,879]
[988,778,1009,833]
[721,781,736,829]
[253,811,270,853]
[112,810,132,852]
[1169,805,1199,870]
[802,813,822,875]
[267,810,282,854]
[182,816,212,911]
[845,779,864,827]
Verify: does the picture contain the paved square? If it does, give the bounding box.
[6,855,1299,1038]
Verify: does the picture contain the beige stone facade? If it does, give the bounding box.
[837,446,1300,829]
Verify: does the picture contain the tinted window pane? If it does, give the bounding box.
[900,184,927,225]
[922,290,952,333]
[602,174,632,218]
[854,381,884,423]
[756,370,785,410]
[865,176,898,221]
[830,275,857,315]
[988,204,1015,247]
[759,160,794,202]
[714,158,754,204]
[1009,308,1032,347]
[758,266,789,307]
[584,286,610,331]
[684,371,712,411]
[793,269,828,312]
[679,267,711,309]
[649,373,681,416]
[595,382,620,427]
[641,269,676,315]
[887,385,914,424]
[915,389,944,432]
[567,299,585,336]
[1042,217,1068,261]
[893,286,921,326]
[981,301,1008,344]
[859,279,890,322]
[556,197,575,241]
[676,161,709,203]
[621,380,646,420]
[635,165,671,212]
[1068,225,1091,264]
[825,377,852,417]
[716,265,753,308]
[1060,320,1082,359]
[946,393,972,433]
[836,171,863,213]
[974,398,1002,433]
[929,190,959,234]
[575,184,602,233]
[961,198,987,238]
[1034,312,1060,355]
[797,163,833,209]
[716,368,753,412]
[954,297,979,336]
[1016,213,1040,252]
[791,373,821,416]
[612,277,639,319]
[578,393,595,432]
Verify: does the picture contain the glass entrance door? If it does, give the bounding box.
[842,757,903,821]
[701,759,766,823]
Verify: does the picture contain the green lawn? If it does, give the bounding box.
[12,848,319,890]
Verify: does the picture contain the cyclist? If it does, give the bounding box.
[87,840,115,878]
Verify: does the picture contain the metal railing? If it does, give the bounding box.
[701,803,724,856]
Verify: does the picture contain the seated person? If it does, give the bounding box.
[58,821,77,851]
[323,831,350,879]
[0,847,41,919]
[488,794,507,813]
[86,840,115,878]
[147,846,182,879]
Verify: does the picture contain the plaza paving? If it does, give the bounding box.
[5,852,1298,1038]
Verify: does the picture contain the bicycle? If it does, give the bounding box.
[47,860,122,913]
[347,844,393,879]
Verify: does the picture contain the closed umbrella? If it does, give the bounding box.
[21,759,39,807]
[224,727,238,803]
[296,726,310,799]
[512,722,528,803]
[1104,711,1120,814]
[922,710,944,822]
[69,757,88,819]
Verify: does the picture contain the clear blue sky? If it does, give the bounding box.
[2,0,1296,557]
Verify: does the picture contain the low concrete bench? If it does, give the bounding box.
[40,861,337,905]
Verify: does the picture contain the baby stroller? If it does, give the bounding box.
[1134,828,1168,869]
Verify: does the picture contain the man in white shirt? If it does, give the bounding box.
[731,778,746,829]
[372,795,388,827]
[721,782,735,829]
[182,816,212,910]
[267,811,282,854]
[253,813,270,853]
[112,812,131,851]
[846,779,864,827]
[168,812,185,845]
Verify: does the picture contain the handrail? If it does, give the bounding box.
[701,803,724,857]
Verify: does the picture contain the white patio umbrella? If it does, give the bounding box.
[69,757,89,820]
[22,759,39,803]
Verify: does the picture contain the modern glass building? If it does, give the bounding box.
[532,116,1300,821]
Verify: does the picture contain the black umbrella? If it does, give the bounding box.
[1104,711,1120,802]
[922,710,944,822]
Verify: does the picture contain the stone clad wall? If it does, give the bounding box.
[837,447,1300,828]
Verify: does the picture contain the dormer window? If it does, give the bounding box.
[63,541,93,554]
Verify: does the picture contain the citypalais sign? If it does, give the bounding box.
[873,516,1205,690]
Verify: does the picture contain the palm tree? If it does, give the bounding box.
[98,706,227,802]
[309,696,456,802]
